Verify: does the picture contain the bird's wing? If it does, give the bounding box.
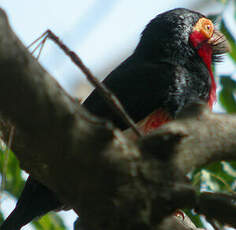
[83,58,177,130]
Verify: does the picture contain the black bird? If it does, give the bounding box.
[0,8,229,229]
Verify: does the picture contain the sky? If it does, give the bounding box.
[0,1,235,229]
[0,0,230,93]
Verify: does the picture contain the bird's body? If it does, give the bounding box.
[0,8,229,230]
[84,52,211,131]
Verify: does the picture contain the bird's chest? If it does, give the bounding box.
[166,66,211,114]
[178,73,210,100]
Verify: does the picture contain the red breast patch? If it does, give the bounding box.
[140,109,171,134]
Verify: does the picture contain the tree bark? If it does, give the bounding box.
[0,8,235,230]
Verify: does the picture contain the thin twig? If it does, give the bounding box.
[27,31,48,49]
[44,30,142,137]
[36,36,47,60]
[28,31,48,60]
[30,40,44,57]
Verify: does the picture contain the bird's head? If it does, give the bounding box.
[135,8,230,108]
[136,8,230,64]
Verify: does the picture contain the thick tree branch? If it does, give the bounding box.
[0,8,235,230]
[139,104,236,174]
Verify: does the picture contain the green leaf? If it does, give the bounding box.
[226,161,236,169]
[0,211,4,224]
[191,161,235,193]
[189,160,236,228]
[221,161,236,177]
[183,209,205,228]
[0,147,25,198]
[220,20,236,63]
[32,213,67,230]
[219,76,236,113]
[0,145,67,229]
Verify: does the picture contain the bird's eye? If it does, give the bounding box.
[193,18,214,39]
[206,25,211,30]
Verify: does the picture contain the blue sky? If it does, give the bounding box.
[1,0,228,93]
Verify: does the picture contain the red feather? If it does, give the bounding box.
[140,109,171,134]
[189,31,216,109]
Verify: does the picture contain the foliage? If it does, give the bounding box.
[0,147,67,229]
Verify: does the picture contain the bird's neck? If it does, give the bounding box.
[189,31,216,109]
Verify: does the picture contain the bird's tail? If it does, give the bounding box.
[0,176,62,230]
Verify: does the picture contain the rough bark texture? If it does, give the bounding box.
[0,8,235,230]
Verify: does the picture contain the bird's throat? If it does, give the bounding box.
[189,31,216,109]
[196,41,216,109]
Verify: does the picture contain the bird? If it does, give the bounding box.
[0,8,229,230]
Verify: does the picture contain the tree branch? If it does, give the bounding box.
[0,8,235,230]
[139,104,236,175]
